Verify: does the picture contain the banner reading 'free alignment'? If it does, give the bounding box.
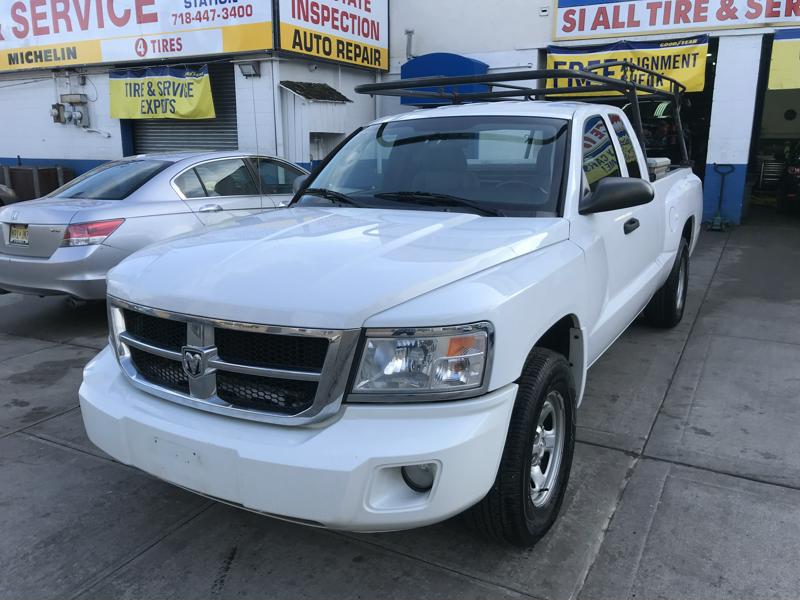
[547,36,709,94]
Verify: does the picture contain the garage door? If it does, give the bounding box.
[132,62,239,154]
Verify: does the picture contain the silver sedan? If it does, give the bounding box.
[0,152,307,300]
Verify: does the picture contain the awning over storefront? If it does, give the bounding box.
[400,53,489,105]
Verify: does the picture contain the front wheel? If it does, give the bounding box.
[643,238,689,328]
[465,348,575,546]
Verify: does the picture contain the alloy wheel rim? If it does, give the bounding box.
[530,390,566,507]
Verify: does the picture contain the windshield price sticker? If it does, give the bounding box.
[555,0,800,40]
[0,0,273,71]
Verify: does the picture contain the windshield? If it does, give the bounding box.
[48,160,171,200]
[298,116,569,217]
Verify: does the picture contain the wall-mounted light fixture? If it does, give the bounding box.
[236,61,261,78]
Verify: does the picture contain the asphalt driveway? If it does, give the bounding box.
[1,209,799,600]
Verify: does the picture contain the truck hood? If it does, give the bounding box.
[108,207,569,329]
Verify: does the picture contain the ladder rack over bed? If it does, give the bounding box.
[355,63,690,167]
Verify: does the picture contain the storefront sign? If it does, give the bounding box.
[0,0,273,72]
[768,28,800,89]
[555,0,800,40]
[109,65,215,119]
[277,0,388,70]
[547,36,708,93]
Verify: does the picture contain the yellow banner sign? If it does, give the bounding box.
[769,29,800,90]
[547,35,708,94]
[110,65,215,120]
[277,0,389,70]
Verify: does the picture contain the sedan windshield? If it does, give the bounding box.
[298,116,569,217]
[48,160,171,200]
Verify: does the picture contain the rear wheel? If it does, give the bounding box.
[466,348,575,547]
[644,238,689,328]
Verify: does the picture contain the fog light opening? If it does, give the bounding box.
[401,463,436,493]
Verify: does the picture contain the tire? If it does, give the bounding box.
[465,348,576,547]
[643,238,689,329]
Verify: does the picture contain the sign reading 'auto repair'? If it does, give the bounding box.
[278,0,388,70]
[0,0,273,71]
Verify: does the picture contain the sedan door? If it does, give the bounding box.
[173,157,263,225]
[252,157,308,208]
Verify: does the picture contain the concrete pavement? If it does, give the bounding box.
[1,210,799,600]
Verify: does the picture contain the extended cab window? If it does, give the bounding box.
[609,114,642,179]
[582,116,621,193]
[300,116,569,217]
[193,159,258,197]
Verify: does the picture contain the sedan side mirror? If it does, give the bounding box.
[579,177,654,215]
[292,174,309,194]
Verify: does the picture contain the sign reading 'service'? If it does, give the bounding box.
[278,0,388,70]
[555,0,800,40]
[0,0,273,71]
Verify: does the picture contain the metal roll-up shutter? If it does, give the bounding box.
[132,62,239,154]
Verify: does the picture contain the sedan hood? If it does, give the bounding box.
[108,207,569,329]
[0,197,121,225]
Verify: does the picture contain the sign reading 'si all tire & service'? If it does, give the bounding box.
[277,0,388,70]
[554,0,800,40]
[0,0,273,71]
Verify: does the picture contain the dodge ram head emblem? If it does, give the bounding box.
[181,348,206,378]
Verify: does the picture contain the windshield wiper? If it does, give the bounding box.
[374,191,503,217]
[300,188,361,208]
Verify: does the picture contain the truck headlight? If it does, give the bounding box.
[351,322,493,399]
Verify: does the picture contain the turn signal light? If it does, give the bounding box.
[61,219,124,247]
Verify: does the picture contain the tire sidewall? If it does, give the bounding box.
[672,239,689,323]
[516,357,576,539]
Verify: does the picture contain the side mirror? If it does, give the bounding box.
[579,177,654,215]
[292,174,309,194]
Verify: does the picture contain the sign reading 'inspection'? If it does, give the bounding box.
[109,65,216,119]
[278,0,388,70]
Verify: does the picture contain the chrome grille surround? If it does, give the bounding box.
[107,296,361,425]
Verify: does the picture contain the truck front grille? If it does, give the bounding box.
[129,347,190,394]
[214,328,329,371]
[112,299,360,425]
[123,309,187,352]
[216,371,318,414]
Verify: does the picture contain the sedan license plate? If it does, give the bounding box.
[9,224,29,246]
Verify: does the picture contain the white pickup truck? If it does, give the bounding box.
[80,73,702,547]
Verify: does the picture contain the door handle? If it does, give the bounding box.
[624,218,640,235]
[198,204,223,213]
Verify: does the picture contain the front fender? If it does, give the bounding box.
[364,240,591,398]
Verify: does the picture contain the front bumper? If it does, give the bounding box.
[0,244,127,299]
[80,347,517,532]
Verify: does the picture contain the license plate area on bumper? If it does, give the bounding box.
[9,224,29,246]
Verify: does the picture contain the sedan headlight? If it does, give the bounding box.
[352,322,493,399]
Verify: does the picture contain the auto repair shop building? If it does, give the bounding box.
[0,0,386,192]
[384,0,800,225]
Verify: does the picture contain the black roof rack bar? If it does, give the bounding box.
[354,65,690,167]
